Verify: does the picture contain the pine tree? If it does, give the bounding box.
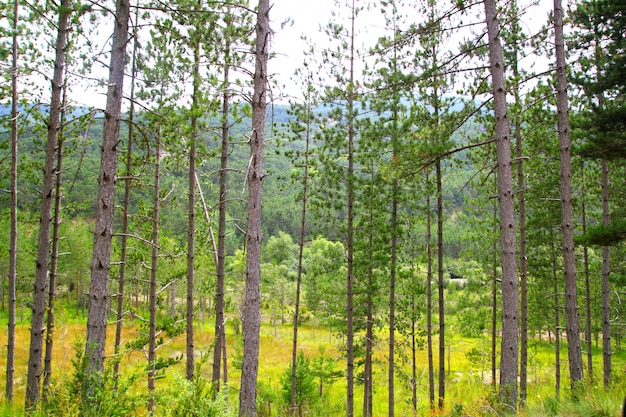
[239,0,270,415]
[26,1,72,406]
[483,0,519,407]
[84,0,130,394]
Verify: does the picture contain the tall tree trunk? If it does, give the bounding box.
[6,0,19,402]
[580,168,593,381]
[43,83,68,399]
[550,226,561,399]
[388,127,399,417]
[85,0,130,385]
[426,172,435,409]
[114,0,139,383]
[213,43,231,391]
[291,86,312,415]
[510,8,529,402]
[553,0,584,387]
[186,1,202,380]
[514,74,529,410]
[600,158,611,386]
[491,187,498,389]
[238,0,269,415]
[26,2,71,406]
[363,172,374,417]
[344,3,357,416]
[484,0,519,407]
[436,159,445,410]
[147,130,162,413]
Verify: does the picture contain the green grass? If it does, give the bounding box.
[0,306,625,416]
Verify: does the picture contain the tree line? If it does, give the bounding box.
[1,0,625,416]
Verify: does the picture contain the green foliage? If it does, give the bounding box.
[43,340,145,417]
[280,351,318,408]
[160,374,233,417]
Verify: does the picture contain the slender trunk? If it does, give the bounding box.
[511,18,529,404]
[426,172,435,409]
[26,2,71,406]
[291,88,312,414]
[43,83,68,399]
[581,168,593,380]
[491,186,498,389]
[553,0,584,386]
[186,1,202,380]
[213,44,231,390]
[147,130,162,413]
[345,3,357,416]
[85,0,130,384]
[550,226,561,399]
[387,56,400,417]
[363,173,374,417]
[6,0,19,402]
[484,0,519,406]
[114,0,139,383]
[600,159,611,386]
[238,1,269,415]
[436,159,445,410]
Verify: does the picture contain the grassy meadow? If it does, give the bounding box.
[0,304,625,416]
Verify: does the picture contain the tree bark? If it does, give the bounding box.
[114,0,139,383]
[26,1,71,406]
[600,158,611,386]
[581,168,593,381]
[43,84,68,399]
[436,159,445,410]
[426,172,435,409]
[85,0,130,386]
[147,130,162,413]
[483,0,519,407]
[553,0,584,386]
[238,0,269,415]
[550,226,561,398]
[213,43,231,391]
[186,0,202,381]
[6,0,19,403]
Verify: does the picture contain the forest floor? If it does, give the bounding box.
[0,309,625,416]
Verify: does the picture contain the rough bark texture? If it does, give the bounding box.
[581,171,593,380]
[513,35,529,407]
[147,132,162,412]
[213,55,231,390]
[186,17,201,380]
[114,2,139,381]
[238,1,269,415]
[26,2,70,406]
[85,0,130,382]
[6,0,18,402]
[551,227,561,398]
[600,159,611,386]
[426,178,435,409]
[553,0,584,386]
[436,160,445,410]
[484,0,519,407]
[43,99,67,399]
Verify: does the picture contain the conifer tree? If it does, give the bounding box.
[6,0,19,403]
[239,0,270,415]
[26,1,72,406]
[85,0,130,391]
[553,0,584,387]
[483,0,519,407]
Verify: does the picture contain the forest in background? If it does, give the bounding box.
[1,0,625,416]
